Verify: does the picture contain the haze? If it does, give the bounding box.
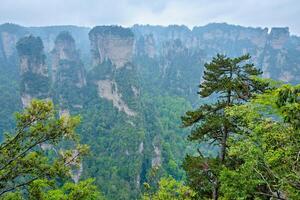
[0,0,299,35]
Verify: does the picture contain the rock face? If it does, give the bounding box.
[97,79,136,116]
[51,31,86,111]
[151,144,162,167]
[261,27,299,82]
[0,24,27,62]
[89,26,134,68]
[133,23,300,100]
[16,35,50,107]
[87,26,144,198]
[1,31,18,59]
[268,27,289,49]
[89,26,139,116]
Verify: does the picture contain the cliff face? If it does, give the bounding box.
[1,31,18,59]
[89,26,134,68]
[51,31,86,112]
[85,26,146,198]
[16,35,50,107]
[89,26,138,116]
[133,23,300,100]
[261,27,300,82]
[0,24,27,62]
[52,31,78,79]
[268,27,290,49]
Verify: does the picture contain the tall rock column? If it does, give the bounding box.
[261,27,292,82]
[16,35,50,107]
[51,31,86,114]
[89,26,138,116]
[89,26,134,68]
[86,26,145,198]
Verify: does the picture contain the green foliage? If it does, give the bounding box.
[26,178,104,200]
[0,100,102,199]
[134,41,204,103]
[142,177,195,200]
[52,60,85,110]
[1,178,105,200]
[21,71,50,97]
[55,31,75,44]
[16,35,50,99]
[16,35,44,57]
[219,84,300,199]
[182,54,266,199]
[89,26,134,38]
[78,90,144,199]
[141,94,193,180]
[0,67,21,138]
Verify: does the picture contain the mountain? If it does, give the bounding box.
[0,22,299,199]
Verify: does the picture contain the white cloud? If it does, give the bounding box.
[0,0,299,35]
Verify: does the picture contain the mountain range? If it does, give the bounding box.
[0,22,299,199]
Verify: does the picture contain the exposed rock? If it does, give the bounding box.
[138,142,144,154]
[75,70,87,88]
[0,23,27,61]
[52,31,86,88]
[16,35,50,107]
[134,34,156,58]
[133,23,300,86]
[40,143,55,151]
[143,34,156,58]
[1,32,18,59]
[136,174,141,189]
[51,31,86,110]
[97,79,136,116]
[268,27,289,49]
[151,144,162,167]
[132,86,139,97]
[69,149,83,183]
[71,162,83,183]
[59,109,70,117]
[89,26,134,68]
[19,56,48,75]
[21,94,32,108]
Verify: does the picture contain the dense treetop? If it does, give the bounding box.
[55,31,75,44]
[16,35,44,57]
[89,26,134,38]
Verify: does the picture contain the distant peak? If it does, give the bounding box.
[55,31,75,44]
[89,25,134,38]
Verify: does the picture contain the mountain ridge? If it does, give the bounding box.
[0,21,300,199]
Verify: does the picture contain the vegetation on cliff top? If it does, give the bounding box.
[16,35,44,57]
[89,26,134,38]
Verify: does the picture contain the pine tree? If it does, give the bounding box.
[181,54,267,199]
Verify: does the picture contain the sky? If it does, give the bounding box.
[0,0,299,35]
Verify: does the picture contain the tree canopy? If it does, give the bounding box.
[0,100,104,200]
[181,54,267,199]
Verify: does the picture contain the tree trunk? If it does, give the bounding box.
[220,126,228,162]
[212,182,219,200]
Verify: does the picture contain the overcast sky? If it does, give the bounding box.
[0,0,299,35]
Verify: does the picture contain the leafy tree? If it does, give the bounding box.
[220,84,300,199]
[142,177,195,200]
[28,178,103,200]
[0,100,103,199]
[181,54,266,199]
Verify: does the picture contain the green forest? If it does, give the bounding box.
[1,52,300,199]
[0,18,299,200]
